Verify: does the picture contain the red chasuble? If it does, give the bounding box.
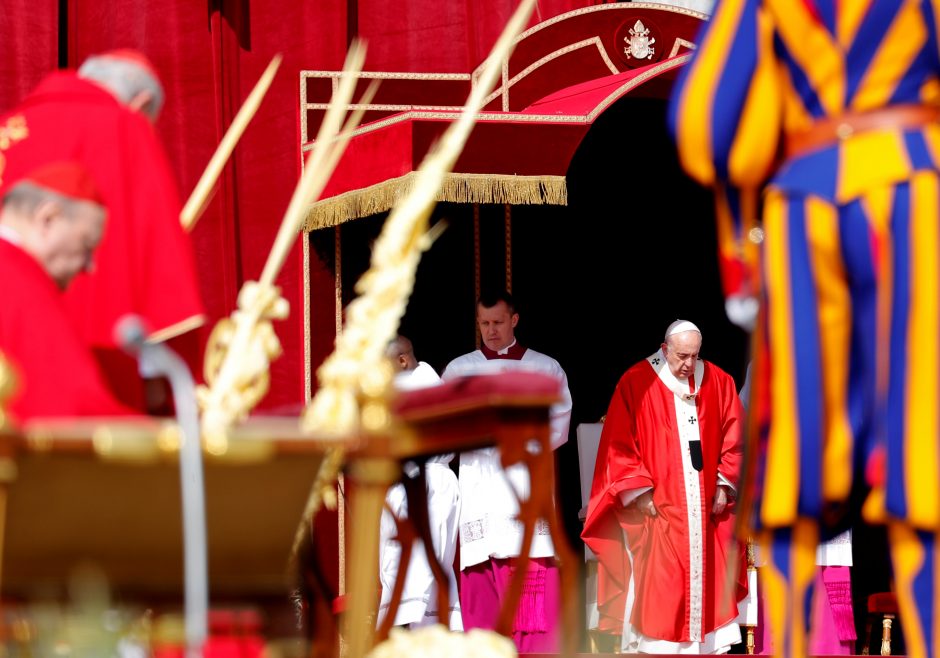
[0,239,132,421]
[0,72,205,409]
[581,352,747,644]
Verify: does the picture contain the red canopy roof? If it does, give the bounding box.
[303,54,689,230]
[300,3,707,229]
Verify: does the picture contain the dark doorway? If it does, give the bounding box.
[313,93,750,550]
[510,95,750,547]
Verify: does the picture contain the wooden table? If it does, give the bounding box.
[0,372,579,658]
[331,372,579,658]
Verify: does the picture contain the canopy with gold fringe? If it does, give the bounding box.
[299,2,709,230]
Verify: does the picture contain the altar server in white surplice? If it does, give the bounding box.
[377,336,462,629]
[441,291,572,654]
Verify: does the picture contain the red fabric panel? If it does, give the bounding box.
[321,120,416,197]
[357,0,589,73]
[306,231,339,403]
[0,0,58,112]
[445,121,588,175]
[522,65,660,114]
[216,3,348,408]
[323,116,589,198]
[504,4,703,110]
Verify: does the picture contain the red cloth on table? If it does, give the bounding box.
[0,238,132,421]
[581,357,747,642]
[0,71,205,410]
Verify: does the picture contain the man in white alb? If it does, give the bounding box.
[441,291,572,653]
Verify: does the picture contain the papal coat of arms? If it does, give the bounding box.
[624,20,655,60]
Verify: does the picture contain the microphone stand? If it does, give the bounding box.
[119,316,208,657]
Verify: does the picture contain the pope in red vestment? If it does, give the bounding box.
[0,162,132,421]
[0,53,204,410]
[582,320,747,653]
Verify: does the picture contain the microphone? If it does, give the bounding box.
[115,315,189,384]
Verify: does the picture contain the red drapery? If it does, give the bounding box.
[65,0,350,409]
[358,0,588,72]
[0,0,58,112]
[2,0,589,408]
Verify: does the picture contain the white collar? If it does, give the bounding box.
[0,224,22,246]
[646,349,705,401]
[496,338,517,356]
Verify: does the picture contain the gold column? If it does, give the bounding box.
[0,356,18,597]
[881,615,894,656]
[343,455,399,658]
[334,227,346,651]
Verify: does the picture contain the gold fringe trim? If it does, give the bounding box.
[303,173,567,230]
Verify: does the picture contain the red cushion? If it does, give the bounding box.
[208,609,237,633]
[393,371,560,419]
[868,592,898,614]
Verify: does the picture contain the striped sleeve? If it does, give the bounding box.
[668,0,781,300]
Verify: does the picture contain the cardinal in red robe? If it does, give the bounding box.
[582,320,747,653]
[0,161,132,421]
[0,50,204,411]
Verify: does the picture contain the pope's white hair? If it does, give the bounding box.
[664,319,702,342]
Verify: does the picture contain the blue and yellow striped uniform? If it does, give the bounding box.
[670,1,940,656]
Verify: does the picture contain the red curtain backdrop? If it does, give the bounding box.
[357,0,587,72]
[0,0,58,112]
[65,0,349,409]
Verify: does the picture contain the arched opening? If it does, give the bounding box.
[310,92,749,551]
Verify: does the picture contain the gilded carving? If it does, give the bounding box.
[0,115,28,186]
[624,20,656,61]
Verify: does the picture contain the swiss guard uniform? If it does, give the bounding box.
[441,341,571,653]
[670,2,940,657]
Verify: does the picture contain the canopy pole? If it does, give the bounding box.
[473,203,481,351]
[504,203,512,294]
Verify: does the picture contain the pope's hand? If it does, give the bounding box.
[633,490,657,517]
[712,485,731,516]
